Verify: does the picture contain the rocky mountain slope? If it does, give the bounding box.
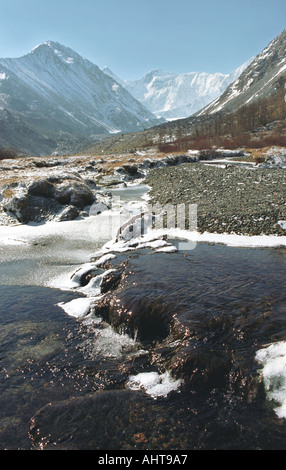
[197,28,286,116]
[103,61,251,121]
[0,41,163,156]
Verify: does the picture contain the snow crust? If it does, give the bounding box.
[127,371,182,398]
[58,297,95,319]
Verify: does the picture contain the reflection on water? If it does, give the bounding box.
[0,242,285,449]
[0,286,85,449]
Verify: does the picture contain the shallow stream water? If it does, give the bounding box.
[0,184,286,450]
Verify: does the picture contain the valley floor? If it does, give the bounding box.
[0,146,285,239]
[145,161,286,236]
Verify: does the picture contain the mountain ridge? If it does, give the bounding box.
[0,41,163,155]
[103,60,252,120]
[1,31,285,157]
[196,28,286,116]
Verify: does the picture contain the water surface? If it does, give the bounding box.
[0,243,285,449]
[0,183,286,449]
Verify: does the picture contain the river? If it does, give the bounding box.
[0,182,285,450]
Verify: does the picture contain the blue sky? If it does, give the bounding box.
[0,0,285,79]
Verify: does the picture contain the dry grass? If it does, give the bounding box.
[3,188,15,198]
[245,146,284,162]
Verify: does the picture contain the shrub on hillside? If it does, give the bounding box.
[0,148,18,160]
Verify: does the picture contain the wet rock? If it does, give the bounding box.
[95,289,172,344]
[169,340,232,392]
[78,268,98,287]
[29,390,170,450]
[100,269,123,294]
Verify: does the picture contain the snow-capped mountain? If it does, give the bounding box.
[87,28,286,155]
[0,41,163,155]
[197,28,286,116]
[103,61,251,120]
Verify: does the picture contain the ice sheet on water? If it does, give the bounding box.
[255,341,286,419]
[155,245,178,253]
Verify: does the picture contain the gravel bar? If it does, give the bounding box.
[145,162,286,236]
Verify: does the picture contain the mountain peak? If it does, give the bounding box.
[29,41,81,65]
[31,40,64,53]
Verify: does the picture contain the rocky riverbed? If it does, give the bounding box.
[0,148,285,236]
[0,151,200,225]
[145,163,286,236]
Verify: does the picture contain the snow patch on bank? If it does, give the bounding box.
[194,231,286,248]
[255,341,286,419]
[278,220,286,230]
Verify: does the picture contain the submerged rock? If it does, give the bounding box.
[29,390,181,450]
